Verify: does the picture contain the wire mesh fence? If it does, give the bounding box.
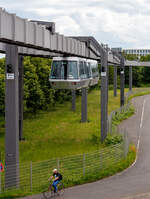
[0,140,128,195]
[108,91,133,136]
[0,91,133,196]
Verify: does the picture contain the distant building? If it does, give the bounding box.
[123,49,150,57]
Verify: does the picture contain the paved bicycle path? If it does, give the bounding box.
[20,95,150,199]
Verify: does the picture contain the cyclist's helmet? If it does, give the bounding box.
[53,168,57,173]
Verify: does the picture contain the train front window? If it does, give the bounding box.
[51,61,66,79]
[51,61,78,79]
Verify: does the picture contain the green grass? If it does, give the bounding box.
[0,87,149,163]
[128,91,150,101]
[1,87,149,163]
[0,89,122,163]
[112,106,135,126]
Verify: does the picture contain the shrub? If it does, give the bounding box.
[104,134,123,146]
[90,134,100,145]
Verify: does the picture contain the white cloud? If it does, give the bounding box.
[1,0,150,48]
[55,16,81,35]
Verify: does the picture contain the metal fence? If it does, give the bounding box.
[108,102,131,135]
[0,92,132,195]
[0,140,128,195]
[108,91,133,136]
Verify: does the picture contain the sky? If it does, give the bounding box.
[1,0,150,49]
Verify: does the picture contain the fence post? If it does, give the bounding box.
[110,112,112,135]
[0,167,1,194]
[30,162,32,192]
[100,151,102,169]
[57,158,60,171]
[124,130,129,157]
[83,154,85,176]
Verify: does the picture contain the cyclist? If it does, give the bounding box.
[49,169,62,193]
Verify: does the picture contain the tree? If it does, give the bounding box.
[124,54,142,87]
[24,57,45,113]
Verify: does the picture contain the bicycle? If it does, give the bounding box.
[42,182,65,199]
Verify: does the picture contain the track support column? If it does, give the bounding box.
[120,56,125,107]
[71,90,76,112]
[100,50,108,142]
[114,65,117,97]
[5,44,19,188]
[19,55,24,141]
[129,66,132,92]
[81,87,88,123]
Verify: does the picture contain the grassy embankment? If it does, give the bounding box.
[0,88,135,163]
[0,87,141,199]
[1,146,136,199]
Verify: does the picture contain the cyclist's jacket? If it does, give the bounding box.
[53,172,62,181]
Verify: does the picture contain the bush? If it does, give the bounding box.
[104,134,123,146]
[90,134,100,145]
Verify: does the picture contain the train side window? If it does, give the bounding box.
[79,61,86,79]
[85,62,91,78]
[84,62,89,78]
[91,63,99,78]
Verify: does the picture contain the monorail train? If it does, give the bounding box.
[49,57,99,90]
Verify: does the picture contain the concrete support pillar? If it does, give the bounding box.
[71,90,76,112]
[81,87,88,123]
[100,50,108,142]
[129,66,132,91]
[114,65,117,97]
[5,44,19,188]
[19,55,24,141]
[106,63,109,112]
[120,56,125,107]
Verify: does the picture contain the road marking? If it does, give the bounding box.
[116,98,146,176]
[140,99,146,129]
[136,99,146,157]
[119,191,150,199]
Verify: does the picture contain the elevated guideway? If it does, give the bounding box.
[125,60,150,67]
[0,8,120,64]
[0,7,123,191]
